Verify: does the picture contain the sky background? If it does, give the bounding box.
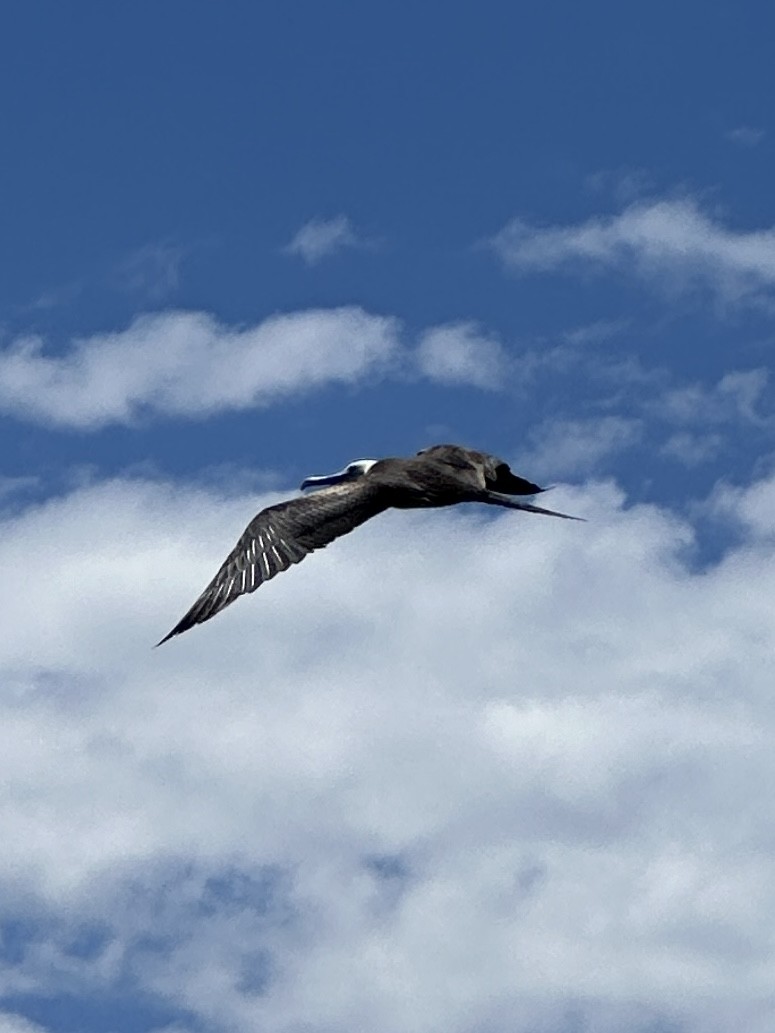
[2,2,775,1031]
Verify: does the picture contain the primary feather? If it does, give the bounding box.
[158,444,580,644]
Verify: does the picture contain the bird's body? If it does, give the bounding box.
[158,444,580,644]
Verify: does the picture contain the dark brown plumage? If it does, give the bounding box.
[157,444,580,644]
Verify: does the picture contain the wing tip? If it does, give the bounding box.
[154,616,196,647]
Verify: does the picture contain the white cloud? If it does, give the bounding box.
[23,280,84,313]
[560,318,630,347]
[661,431,724,466]
[115,241,184,300]
[0,307,571,430]
[415,322,598,394]
[490,198,775,306]
[652,369,769,427]
[584,167,654,204]
[284,215,362,265]
[415,322,506,389]
[4,468,775,1030]
[18,242,183,318]
[707,474,775,540]
[0,1017,48,1033]
[518,415,643,478]
[726,126,766,147]
[0,475,39,502]
[0,307,400,428]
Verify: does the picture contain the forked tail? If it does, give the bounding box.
[483,491,584,521]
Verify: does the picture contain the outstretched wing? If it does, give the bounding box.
[158,481,387,644]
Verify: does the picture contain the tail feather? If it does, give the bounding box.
[483,491,584,521]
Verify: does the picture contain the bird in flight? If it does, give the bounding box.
[158,444,581,644]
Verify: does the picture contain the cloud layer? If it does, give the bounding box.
[0,309,551,430]
[0,307,400,428]
[490,198,775,306]
[3,470,775,1032]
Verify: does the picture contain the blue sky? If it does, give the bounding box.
[2,3,775,1032]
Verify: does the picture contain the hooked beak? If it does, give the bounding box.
[300,467,352,490]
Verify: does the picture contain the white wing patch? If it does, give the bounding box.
[158,477,385,643]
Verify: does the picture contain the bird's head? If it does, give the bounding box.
[300,459,377,490]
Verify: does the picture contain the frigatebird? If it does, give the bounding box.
[158,444,580,644]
